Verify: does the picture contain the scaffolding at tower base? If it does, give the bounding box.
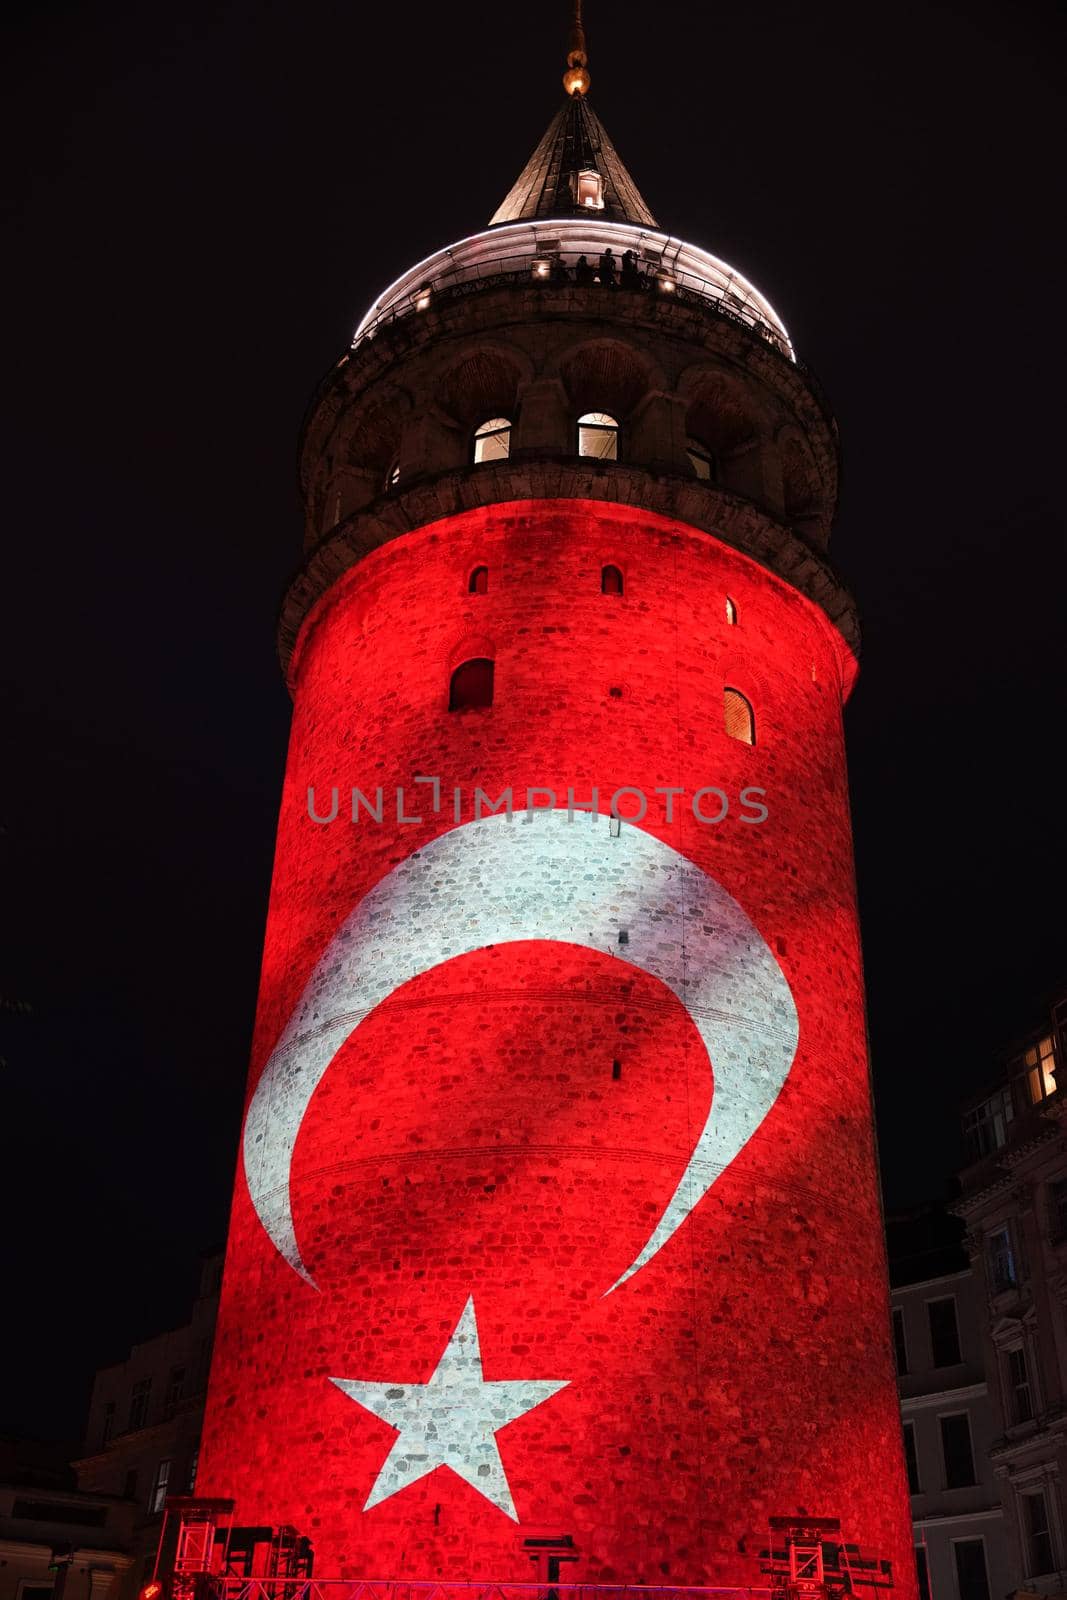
[148,1502,894,1600]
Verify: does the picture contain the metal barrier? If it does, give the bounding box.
[351,249,791,361]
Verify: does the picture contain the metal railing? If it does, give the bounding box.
[351,247,791,362]
[210,1584,769,1600]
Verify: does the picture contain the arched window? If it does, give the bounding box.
[724,687,755,745]
[472,417,511,464]
[469,566,489,595]
[725,596,738,626]
[578,412,619,460]
[601,564,624,596]
[686,438,717,481]
[449,658,494,711]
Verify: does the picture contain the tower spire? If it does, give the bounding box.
[563,0,591,97]
[489,0,656,229]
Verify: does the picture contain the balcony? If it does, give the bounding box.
[351,221,795,362]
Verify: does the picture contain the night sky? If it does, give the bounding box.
[3,0,1063,1442]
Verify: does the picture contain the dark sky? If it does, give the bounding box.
[2,0,1063,1442]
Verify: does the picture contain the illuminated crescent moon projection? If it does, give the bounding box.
[243,809,798,1293]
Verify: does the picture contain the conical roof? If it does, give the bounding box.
[489,94,657,229]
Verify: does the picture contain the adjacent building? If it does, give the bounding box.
[953,988,1067,1596]
[888,1206,1013,1600]
[0,1438,134,1600]
[71,1254,221,1598]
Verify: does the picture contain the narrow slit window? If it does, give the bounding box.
[725,596,738,625]
[578,412,619,460]
[473,417,511,464]
[601,564,624,596]
[449,658,494,711]
[386,459,400,490]
[724,687,755,745]
[469,566,489,595]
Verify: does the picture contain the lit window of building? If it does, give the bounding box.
[577,412,619,459]
[724,687,756,745]
[1021,1034,1057,1104]
[472,417,511,464]
[575,169,604,209]
[725,595,738,625]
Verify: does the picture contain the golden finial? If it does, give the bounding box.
[563,0,591,96]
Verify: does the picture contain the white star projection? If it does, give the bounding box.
[330,1297,568,1519]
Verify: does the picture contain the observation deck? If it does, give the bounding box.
[352,221,794,362]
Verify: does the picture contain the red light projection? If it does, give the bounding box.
[196,500,914,1592]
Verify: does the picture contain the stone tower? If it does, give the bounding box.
[197,20,916,1593]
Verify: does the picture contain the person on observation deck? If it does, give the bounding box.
[599,246,617,286]
[575,254,594,286]
[621,248,642,289]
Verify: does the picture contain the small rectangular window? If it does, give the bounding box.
[101,1400,115,1446]
[928,1296,961,1366]
[892,1307,909,1375]
[1023,1490,1055,1575]
[953,1539,990,1600]
[915,1547,931,1600]
[988,1226,1018,1292]
[1007,1346,1034,1423]
[940,1412,976,1488]
[128,1377,151,1431]
[150,1458,171,1514]
[1050,1179,1067,1241]
[903,1420,921,1494]
[164,1366,185,1417]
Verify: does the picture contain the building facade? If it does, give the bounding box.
[955,989,1067,1597]
[194,23,916,1590]
[889,1208,1014,1600]
[72,1255,221,1597]
[0,1441,134,1600]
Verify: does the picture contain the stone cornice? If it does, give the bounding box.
[278,467,859,688]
